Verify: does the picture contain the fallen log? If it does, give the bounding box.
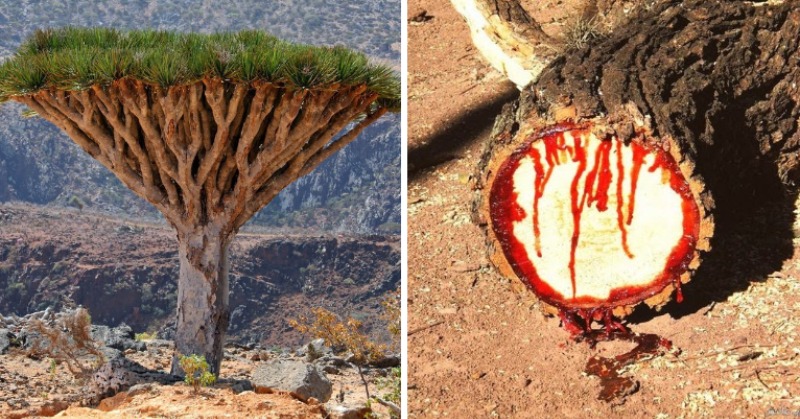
[468,0,800,334]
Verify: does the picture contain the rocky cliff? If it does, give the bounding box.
[0,204,400,347]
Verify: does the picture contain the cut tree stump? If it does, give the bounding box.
[470,0,800,333]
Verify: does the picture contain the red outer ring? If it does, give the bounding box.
[488,123,701,310]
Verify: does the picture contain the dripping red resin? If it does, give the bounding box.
[489,123,701,311]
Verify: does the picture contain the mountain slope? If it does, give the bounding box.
[0,204,400,346]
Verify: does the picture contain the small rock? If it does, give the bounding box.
[328,405,372,419]
[322,365,341,375]
[326,356,348,368]
[296,338,333,359]
[369,354,400,368]
[258,351,271,361]
[222,379,254,394]
[144,339,173,349]
[91,324,145,352]
[86,357,181,404]
[7,398,30,409]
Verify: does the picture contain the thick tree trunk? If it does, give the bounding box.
[474,0,800,329]
[171,223,232,376]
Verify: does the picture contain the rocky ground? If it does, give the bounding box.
[408,1,800,417]
[0,202,400,418]
[0,310,399,418]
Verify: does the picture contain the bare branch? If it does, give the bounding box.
[373,397,401,417]
[118,80,183,212]
[450,0,557,89]
[297,107,388,179]
[91,85,157,193]
[14,77,391,234]
[197,80,248,188]
[235,103,386,230]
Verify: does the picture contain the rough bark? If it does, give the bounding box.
[450,0,558,88]
[527,0,800,187]
[172,224,231,375]
[13,77,387,374]
[474,0,800,322]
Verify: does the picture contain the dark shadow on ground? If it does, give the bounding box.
[628,190,798,325]
[629,101,800,325]
[408,85,518,182]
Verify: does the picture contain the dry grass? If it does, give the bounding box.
[562,16,603,51]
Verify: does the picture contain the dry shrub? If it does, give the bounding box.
[380,289,400,351]
[291,307,386,366]
[27,308,105,379]
[293,296,401,417]
[291,307,386,399]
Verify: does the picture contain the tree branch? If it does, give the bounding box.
[450,0,557,89]
[118,80,182,212]
[373,397,401,417]
[197,81,247,188]
[234,101,385,230]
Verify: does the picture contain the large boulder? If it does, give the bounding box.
[252,359,332,402]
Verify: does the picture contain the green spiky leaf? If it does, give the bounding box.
[0,27,399,112]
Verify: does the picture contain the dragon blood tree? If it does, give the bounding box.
[458,0,800,337]
[0,28,399,374]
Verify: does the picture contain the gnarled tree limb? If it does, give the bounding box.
[450,0,558,88]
